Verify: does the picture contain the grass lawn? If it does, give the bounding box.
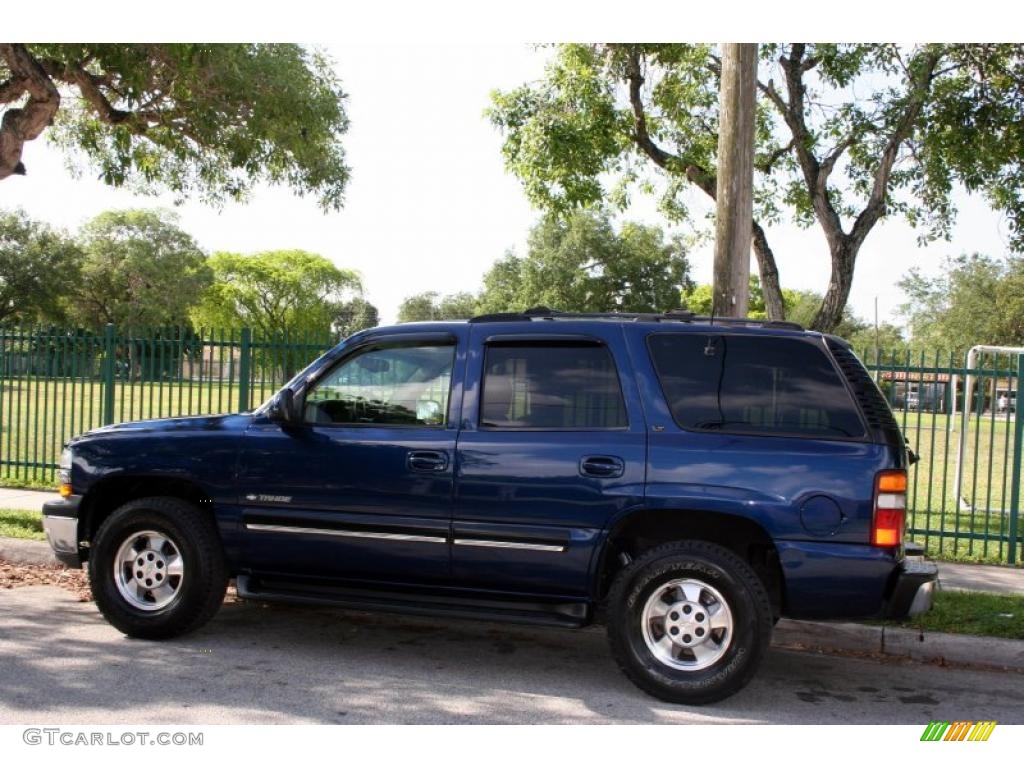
[886,590,1024,640]
[0,508,45,540]
[0,475,59,491]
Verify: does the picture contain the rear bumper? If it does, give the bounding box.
[883,555,938,619]
[776,539,938,620]
[41,495,83,568]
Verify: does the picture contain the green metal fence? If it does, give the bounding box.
[0,326,1020,564]
[0,325,339,484]
[861,348,1022,565]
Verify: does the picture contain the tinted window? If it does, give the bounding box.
[305,343,454,426]
[481,343,627,429]
[647,334,865,438]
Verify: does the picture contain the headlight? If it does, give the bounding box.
[58,446,73,496]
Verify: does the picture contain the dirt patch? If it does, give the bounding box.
[0,558,92,602]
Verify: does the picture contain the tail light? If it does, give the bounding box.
[872,470,906,547]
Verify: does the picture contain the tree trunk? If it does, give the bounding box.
[712,44,757,318]
[752,222,785,320]
[810,240,857,333]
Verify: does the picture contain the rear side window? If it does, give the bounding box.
[481,342,627,429]
[647,334,865,439]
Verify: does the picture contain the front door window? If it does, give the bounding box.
[304,343,455,427]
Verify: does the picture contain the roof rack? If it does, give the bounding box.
[467,306,805,331]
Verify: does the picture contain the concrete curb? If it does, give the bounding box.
[881,624,1024,670]
[0,536,59,567]
[774,618,1024,672]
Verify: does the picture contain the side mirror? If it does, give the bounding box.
[905,437,919,465]
[268,389,300,425]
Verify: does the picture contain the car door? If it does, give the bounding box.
[452,324,647,597]
[237,330,465,584]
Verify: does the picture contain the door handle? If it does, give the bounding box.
[407,450,449,473]
[579,455,625,478]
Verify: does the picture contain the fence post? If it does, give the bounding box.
[237,327,251,412]
[101,323,116,425]
[1008,353,1023,565]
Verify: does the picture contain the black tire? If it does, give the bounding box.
[88,496,228,640]
[606,540,772,705]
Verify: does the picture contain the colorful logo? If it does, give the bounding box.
[921,721,997,742]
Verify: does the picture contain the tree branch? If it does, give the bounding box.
[0,44,60,179]
[756,78,788,115]
[0,75,28,103]
[775,44,847,249]
[849,49,942,248]
[819,134,857,180]
[624,47,675,171]
[801,55,821,73]
[38,56,160,132]
[756,137,795,174]
[67,62,135,126]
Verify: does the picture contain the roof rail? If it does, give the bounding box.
[467,307,804,331]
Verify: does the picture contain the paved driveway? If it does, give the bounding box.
[1,586,1021,725]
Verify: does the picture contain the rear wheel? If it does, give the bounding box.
[89,497,227,639]
[606,540,772,705]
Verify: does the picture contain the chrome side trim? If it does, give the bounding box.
[452,538,566,553]
[245,523,446,545]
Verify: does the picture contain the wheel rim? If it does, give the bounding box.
[113,530,185,612]
[640,578,734,671]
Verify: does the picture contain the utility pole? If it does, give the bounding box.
[712,43,757,319]
[873,296,880,383]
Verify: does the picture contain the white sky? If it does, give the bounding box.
[1,39,1016,326]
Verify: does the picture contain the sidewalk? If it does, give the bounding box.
[939,561,1024,595]
[0,487,60,511]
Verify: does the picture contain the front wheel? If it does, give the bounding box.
[89,497,228,639]
[606,540,772,705]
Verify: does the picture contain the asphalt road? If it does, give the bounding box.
[1,586,1021,725]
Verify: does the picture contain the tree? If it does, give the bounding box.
[66,209,211,329]
[489,44,1024,332]
[477,210,690,314]
[191,249,362,338]
[898,254,1024,354]
[334,297,379,337]
[682,275,898,349]
[845,322,908,358]
[684,275,817,322]
[0,44,350,208]
[0,209,83,324]
[397,291,479,323]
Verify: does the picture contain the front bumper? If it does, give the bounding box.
[883,553,938,619]
[41,495,83,568]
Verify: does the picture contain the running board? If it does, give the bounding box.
[235,575,590,628]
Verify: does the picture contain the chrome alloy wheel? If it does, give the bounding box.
[113,530,185,611]
[640,578,734,671]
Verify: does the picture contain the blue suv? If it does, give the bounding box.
[42,309,937,704]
